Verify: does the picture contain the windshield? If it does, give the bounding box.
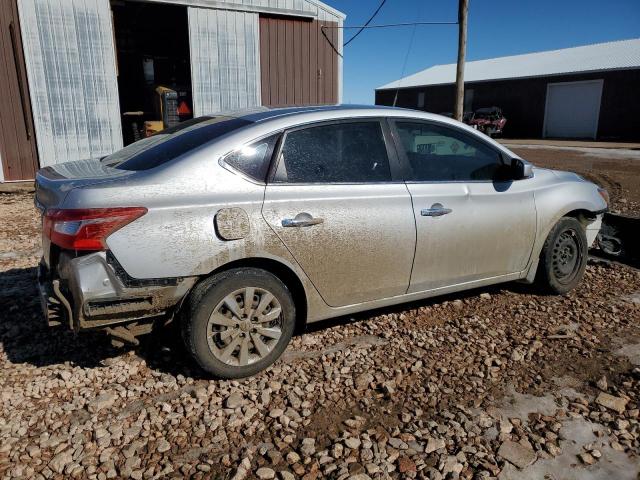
[101,116,252,171]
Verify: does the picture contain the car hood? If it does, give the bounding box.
[551,169,587,183]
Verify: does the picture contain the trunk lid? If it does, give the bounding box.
[35,159,133,211]
[35,159,135,268]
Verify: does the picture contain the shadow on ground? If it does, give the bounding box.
[0,266,203,377]
[0,264,538,380]
[0,266,116,368]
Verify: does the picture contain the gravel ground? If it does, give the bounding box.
[1,191,639,480]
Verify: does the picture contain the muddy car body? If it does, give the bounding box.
[35,105,607,377]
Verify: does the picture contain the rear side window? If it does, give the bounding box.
[394,121,504,181]
[272,121,392,183]
[222,134,279,182]
[101,116,252,171]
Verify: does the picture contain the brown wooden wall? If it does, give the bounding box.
[259,16,339,107]
[0,0,38,181]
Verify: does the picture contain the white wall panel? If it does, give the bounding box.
[143,0,345,21]
[189,8,261,116]
[18,0,122,167]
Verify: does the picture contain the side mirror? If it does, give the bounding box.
[511,158,533,180]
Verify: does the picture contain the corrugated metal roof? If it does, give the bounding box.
[377,38,640,90]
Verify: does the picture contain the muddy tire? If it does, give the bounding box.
[536,217,588,294]
[182,268,295,379]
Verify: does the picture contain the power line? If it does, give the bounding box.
[393,20,419,107]
[320,21,458,59]
[343,0,388,47]
[322,21,458,30]
[392,0,426,107]
[320,27,344,58]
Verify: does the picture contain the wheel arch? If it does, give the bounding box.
[562,208,600,226]
[186,257,309,333]
[523,203,603,284]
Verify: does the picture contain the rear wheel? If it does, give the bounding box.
[536,217,588,294]
[182,268,295,378]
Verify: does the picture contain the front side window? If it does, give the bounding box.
[394,121,504,181]
[272,121,392,183]
[222,134,279,181]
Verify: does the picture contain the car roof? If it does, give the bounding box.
[220,104,416,123]
[156,104,525,176]
[200,104,519,158]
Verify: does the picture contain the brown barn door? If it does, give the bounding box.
[259,16,338,107]
[0,0,38,181]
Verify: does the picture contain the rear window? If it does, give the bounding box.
[101,116,252,171]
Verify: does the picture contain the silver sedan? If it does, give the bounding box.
[35,105,608,378]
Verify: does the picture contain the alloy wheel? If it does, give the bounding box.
[206,287,283,366]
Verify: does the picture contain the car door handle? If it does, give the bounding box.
[421,206,452,217]
[282,212,324,228]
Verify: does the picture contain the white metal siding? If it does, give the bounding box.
[17,0,122,167]
[189,8,261,116]
[141,0,345,21]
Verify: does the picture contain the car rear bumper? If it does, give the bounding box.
[37,251,197,331]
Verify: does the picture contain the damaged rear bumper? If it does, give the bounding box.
[38,251,196,331]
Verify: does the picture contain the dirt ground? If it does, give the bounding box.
[0,147,639,479]
[509,145,640,217]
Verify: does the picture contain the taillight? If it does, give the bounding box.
[43,207,147,251]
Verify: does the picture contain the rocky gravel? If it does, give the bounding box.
[1,192,639,479]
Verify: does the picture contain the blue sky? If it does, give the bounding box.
[328,0,640,104]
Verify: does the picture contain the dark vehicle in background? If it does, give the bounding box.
[467,107,507,137]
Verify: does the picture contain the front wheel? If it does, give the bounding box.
[182,268,296,378]
[536,217,588,294]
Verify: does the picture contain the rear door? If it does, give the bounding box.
[390,119,537,292]
[261,119,416,307]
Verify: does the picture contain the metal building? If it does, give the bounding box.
[376,38,640,141]
[0,0,345,182]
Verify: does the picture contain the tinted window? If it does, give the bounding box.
[223,134,279,181]
[395,121,504,181]
[273,121,391,183]
[102,116,252,171]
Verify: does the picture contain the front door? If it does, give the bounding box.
[262,119,416,307]
[0,0,38,180]
[390,119,537,292]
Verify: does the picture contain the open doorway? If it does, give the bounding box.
[111,0,193,146]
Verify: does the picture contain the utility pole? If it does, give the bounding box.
[454,0,468,121]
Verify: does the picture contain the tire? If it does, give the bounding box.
[536,217,588,294]
[182,268,296,379]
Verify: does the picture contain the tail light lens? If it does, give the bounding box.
[44,207,147,251]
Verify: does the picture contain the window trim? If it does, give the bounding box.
[387,118,509,184]
[266,117,404,186]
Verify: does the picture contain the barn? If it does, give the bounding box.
[376,38,640,142]
[0,0,344,182]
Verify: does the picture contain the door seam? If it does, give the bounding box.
[403,182,419,295]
